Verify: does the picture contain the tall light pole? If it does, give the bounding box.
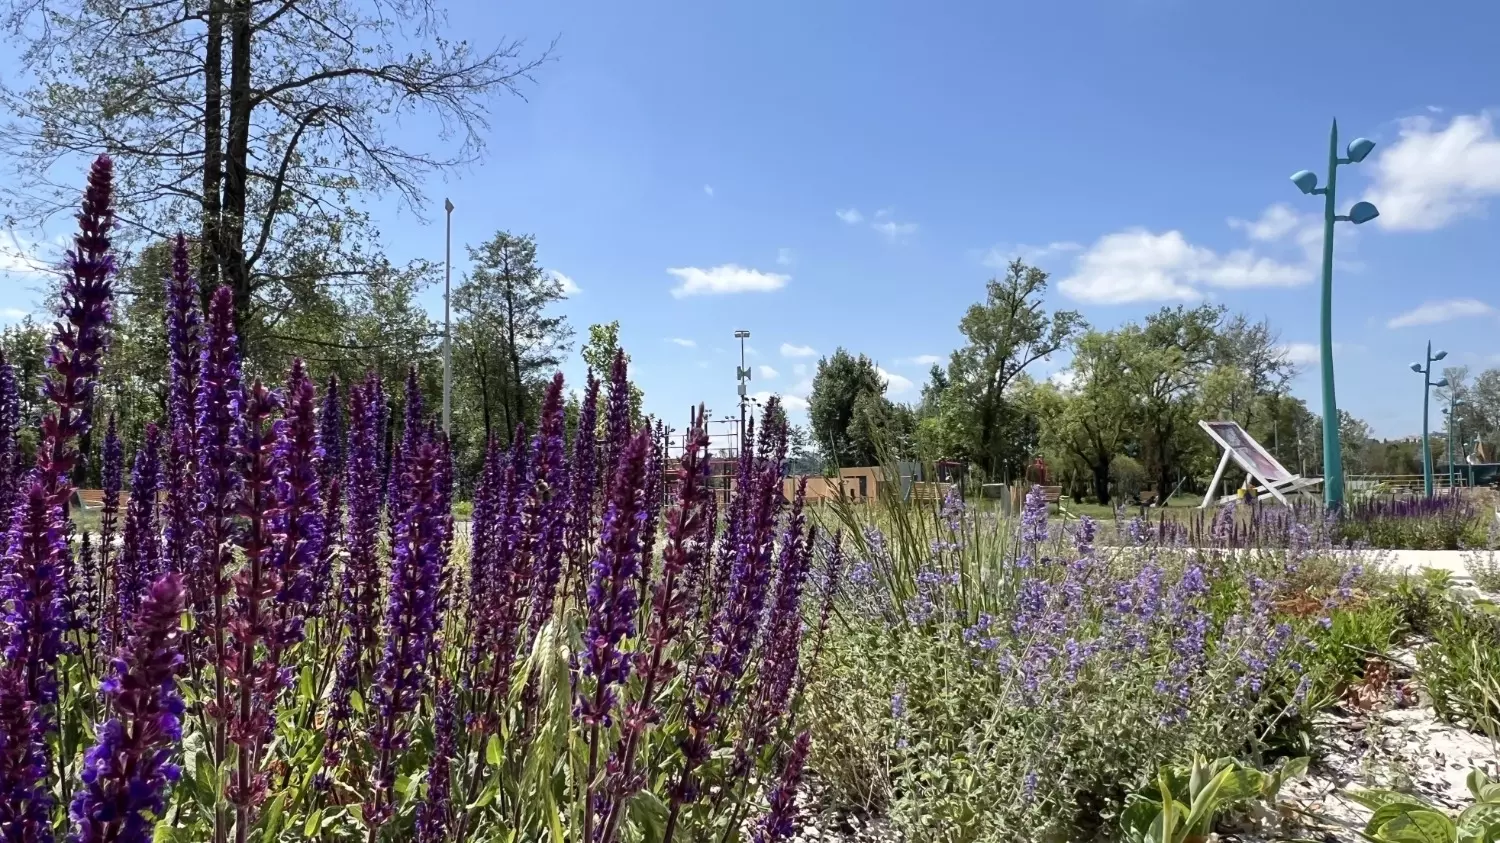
[1409,342,1448,498]
[1442,395,1465,490]
[443,198,454,435]
[1291,121,1380,510]
[734,330,751,452]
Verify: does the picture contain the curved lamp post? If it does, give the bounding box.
[1409,342,1448,498]
[1442,395,1465,489]
[1292,121,1380,511]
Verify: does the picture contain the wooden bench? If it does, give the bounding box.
[910,481,952,504]
[1040,485,1063,511]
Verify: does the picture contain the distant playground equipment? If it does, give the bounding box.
[1200,420,1321,508]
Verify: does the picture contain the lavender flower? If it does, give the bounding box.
[602,350,632,486]
[159,427,196,578]
[367,429,446,830]
[272,360,325,620]
[742,478,812,758]
[567,373,601,589]
[114,424,162,639]
[68,573,186,843]
[310,374,343,616]
[751,731,812,843]
[1020,484,1049,547]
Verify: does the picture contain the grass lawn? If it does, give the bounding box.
[1055,494,1206,522]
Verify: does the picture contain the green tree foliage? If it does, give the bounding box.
[580,321,644,425]
[944,259,1082,479]
[454,230,573,445]
[808,348,890,467]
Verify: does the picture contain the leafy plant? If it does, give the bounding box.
[1417,606,1500,734]
[1346,768,1500,842]
[1119,755,1308,843]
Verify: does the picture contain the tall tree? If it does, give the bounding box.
[947,259,1082,479]
[1022,329,1132,504]
[807,348,888,467]
[580,321,643,425]
[454,231,572,443]
[0,0,553,350]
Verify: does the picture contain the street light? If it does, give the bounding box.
[734,330,751,451]
[1410,341,1448,498]
[1290,120,1380,511]
[443,198,454,435]
[1442,395,1466,490]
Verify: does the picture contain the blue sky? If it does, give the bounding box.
[3,0,1500,438]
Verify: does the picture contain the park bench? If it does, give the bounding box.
[72,489,129,511]
[910,481,951,504]
[1040,485,1063,511]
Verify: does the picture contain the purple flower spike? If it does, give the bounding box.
[580,430,652,726]
[165,233,201,433]
[160,427,196,579]
[528,373,570,630]
[191,286,243,681]
[744,477,812,756]
[68,572,186,843]
[272,360,325,621]
[0,352,19,520]
[98,415,122,634]
[752,731,812,843]
[310,373,343,616]
[115,424,163,638]
[415,679,456,843]
[367,429,446,830]
[566,372,601,596]
[603,350,632,487]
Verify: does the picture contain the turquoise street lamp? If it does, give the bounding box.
[1442,395,1465,489]
[1408,342,1448,498]
[1291,121,1380,511]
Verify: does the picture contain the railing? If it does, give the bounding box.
[1345,473,1475,493]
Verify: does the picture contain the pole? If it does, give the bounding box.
[443,198,454,435]
[1319,119,1344,510]
[1421,341,1433,498]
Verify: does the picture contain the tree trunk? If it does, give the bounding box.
[1092,460,1111,505]
[200,0,224,301]
[220,0,253,341]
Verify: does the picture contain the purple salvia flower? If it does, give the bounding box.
[68,573,186,843]
[271,360,325,619]
[98,415,122,635]
[0,478,69,839]
[76,532,98,659]
[751,731,812,843]
[322,376,383,779]
[528,373,570,631]
[415,679,456,843]
[164,233,200,433]
[465,439,505,672]
[226,378,282,815]
[159,428,196,578]
[602,350,632,488]
[741,477,812,761]
[388,365,423,547]
[0,352,18,520]
[580,430,652,725]
[311,374,343,616]
[114,424,162,640]
[366,430,446,831]
[635,421,664,599]
[469,424,533,726]
[566,372,600,595]
[36,154,116,512]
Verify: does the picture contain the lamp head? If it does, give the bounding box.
[1290,170,1319,195]
[1346,137,1376,163]
[1434,349,1449,361]
[1348,201,1380,225]
[734,329,750,339]
[1435,377,1450,388]
[1410,362,1424,373]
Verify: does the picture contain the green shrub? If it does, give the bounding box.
[1416,605,1500,735]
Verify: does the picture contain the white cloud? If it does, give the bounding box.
[792,363,808,377]
[752,390,809,412]
[1049,369,1078,391]
[667,337,697,348]
[780,343,817,358]
[980,241,1083,268]
[703,184,714,197]
[872,220,918,242]
[1278,342,1321,365]
[1364,112,1500,231]
[667,264,789,298]
[547,269,581,297]
[1386,298,1495,328]
[836,208,864,225]
[877,367,914,395]
[0,307,28,320]
[758,365,779,379]
[776,247,794,266]
[1057,228,1309,305]
[902,354,943,366]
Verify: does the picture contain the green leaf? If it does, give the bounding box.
[467,781,499,811]
[1120,795,1162,835]
[485,733,502,767]
[1183,769,1233,836]
[1377,809,1458,843]
[1469,770,1490,801]
[1458,803,1500,837]
[1480,784,1500,804]
[1281,756,1311,782]
[1348,789,1432,812]
[626,789,670,843]
[1371,802,1440,836]
[350,689,365,715]
[261,792,287,838]
[303,808,324,839]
